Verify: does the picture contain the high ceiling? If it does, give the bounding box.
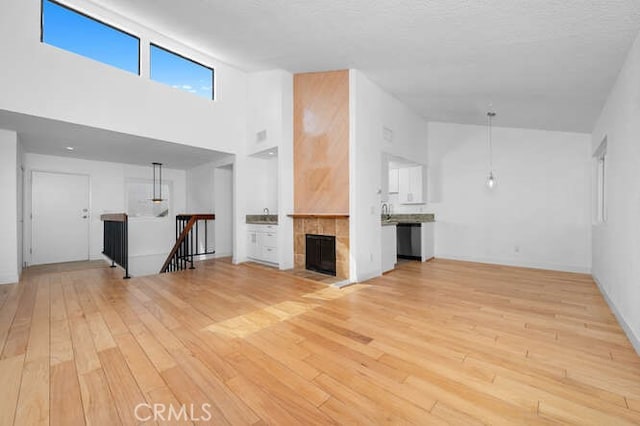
[90,0,640,133]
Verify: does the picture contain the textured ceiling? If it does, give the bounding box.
[91,0,640,132]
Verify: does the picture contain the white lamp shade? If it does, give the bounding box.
[486,172,497,189]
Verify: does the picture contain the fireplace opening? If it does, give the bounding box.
[305,234,336,276]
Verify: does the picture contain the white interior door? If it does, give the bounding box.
[31,171,90,265]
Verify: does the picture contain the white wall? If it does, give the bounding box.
[277,72,295,270]
[0,0,247,154]
[0,129,19,284]
[247,70,289,155]
[349,70,429,282]
[428,122,592,273]
[214,166,233,257]
[591,31,640,352]
[23,153,186,265]
[16,136,24,277]
[244,157,278,214]
[187,163,215,213]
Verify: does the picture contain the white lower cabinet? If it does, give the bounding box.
[421,222,434,261]
[381,224,397,273]
[247,231,259,259]
[247,224,279,265]
[261,245,278,263]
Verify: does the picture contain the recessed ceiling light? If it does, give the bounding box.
[268,151,274,155]
[65,146,75,151]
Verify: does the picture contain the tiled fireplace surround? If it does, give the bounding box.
[293,217,349,280]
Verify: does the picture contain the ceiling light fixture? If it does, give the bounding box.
[65,146,75,151]
[486,111,497,189]
[151,162,164,203]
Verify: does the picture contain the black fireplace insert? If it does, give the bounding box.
[305,234,336,276]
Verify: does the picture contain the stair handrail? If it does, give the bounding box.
[160,214,215,273]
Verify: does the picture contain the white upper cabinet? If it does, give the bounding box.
[398,165,426,204]
[388,168,399,194]
[382,154,427,204]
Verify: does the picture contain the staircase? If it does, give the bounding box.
[160,214,215,273]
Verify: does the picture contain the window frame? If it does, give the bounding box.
[40,0,141,75]
[150,42,216,100]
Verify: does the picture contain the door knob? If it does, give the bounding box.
[82,215,88,219]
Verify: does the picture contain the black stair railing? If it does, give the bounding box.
[100,213,130,279]
[160,214,215,273]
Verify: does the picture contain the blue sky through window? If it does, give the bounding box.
[150,45,214,100]
[42,0,139,74]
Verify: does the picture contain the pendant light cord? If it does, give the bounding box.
[487,112,495,173]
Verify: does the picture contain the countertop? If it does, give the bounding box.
[381,213,434,226]
[246,214,278,225]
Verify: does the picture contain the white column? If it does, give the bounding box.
[0,129,19,284]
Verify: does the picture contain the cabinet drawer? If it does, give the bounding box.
[261,245,278,263]
[248,224,278,232]
[262,231,278,247]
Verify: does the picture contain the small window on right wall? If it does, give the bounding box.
[594,136,607,224]
[150,43,214,100]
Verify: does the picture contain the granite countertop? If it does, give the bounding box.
[381,221,399,227]
[246,214,278,225]
[381,213,434,226]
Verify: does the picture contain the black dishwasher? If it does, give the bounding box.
[396,223,421,260]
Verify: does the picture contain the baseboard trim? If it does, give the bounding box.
[356,270,381,284]
[435,254,591,274]
[245,258,279,268]
[0,274,19,285]
[592,275,640,356]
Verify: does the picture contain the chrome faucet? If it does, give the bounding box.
[381,203,390,220]
[263,207,270,218]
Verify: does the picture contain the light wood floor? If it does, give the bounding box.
[1,258,640,425]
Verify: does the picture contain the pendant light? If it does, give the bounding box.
[151,162,164,203]
[486,111,497,189]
